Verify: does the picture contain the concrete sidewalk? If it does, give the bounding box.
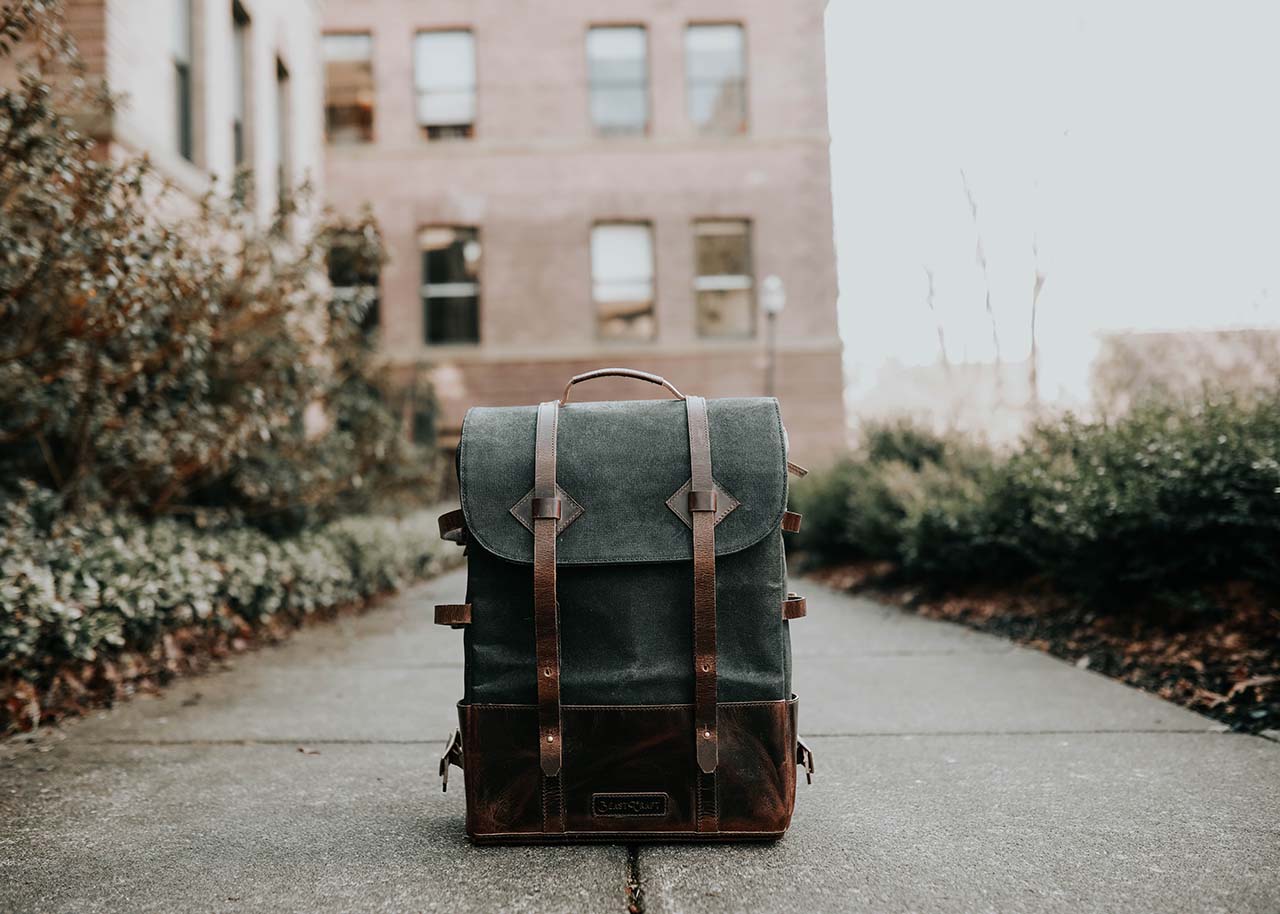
[2,569,1276,913]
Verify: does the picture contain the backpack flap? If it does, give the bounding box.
[458,397,787,566]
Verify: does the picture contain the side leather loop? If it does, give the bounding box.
[434,603,472,628]
[438,509,467,545]
[796,738,816,785]
[781,510,803,533]
[782,594,807,620]
[438,729,464,792]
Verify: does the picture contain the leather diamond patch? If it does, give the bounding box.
[510,484,585,536]
[665,478,741,528]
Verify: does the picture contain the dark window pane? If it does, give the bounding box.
[175,63,193,160]
[426,296,479,344]
[421,227,480,344]
[328,232,380,331]
[174,0,193,160]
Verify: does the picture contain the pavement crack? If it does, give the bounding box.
[625,845,644,914]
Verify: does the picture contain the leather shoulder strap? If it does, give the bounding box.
[533,400,565,831]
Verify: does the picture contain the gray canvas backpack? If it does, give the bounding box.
[435,368,814,842]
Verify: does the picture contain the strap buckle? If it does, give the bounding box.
[438,729,464,792]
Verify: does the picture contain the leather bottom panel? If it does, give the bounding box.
[458,696,799,842]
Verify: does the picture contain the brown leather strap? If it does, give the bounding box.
[437,509,466,544]
[782,594,807,620]
[434,603,471,627]
[533,400,565,831]
[787,460,809,477]
[781,510,803,533]
[685,395,719,800]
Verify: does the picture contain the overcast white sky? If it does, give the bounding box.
[824,0,1280,402]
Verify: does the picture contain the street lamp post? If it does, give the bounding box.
[760,274,786,398]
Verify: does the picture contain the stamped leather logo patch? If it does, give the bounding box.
[592,792,669,818]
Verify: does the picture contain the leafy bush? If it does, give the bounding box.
[1,483,461,731]
[0,5,437,532]
[791,392,1280,608]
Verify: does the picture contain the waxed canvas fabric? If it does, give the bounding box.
[457,396,793,707]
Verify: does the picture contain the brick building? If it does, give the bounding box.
[321,0,846,458]
[58,0,324,230]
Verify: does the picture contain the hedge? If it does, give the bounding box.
[1,486,461,731]
[791,391,1280,609]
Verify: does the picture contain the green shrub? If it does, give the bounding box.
[1007,395,1280,601]
[0,6,437,532]
[792,391,1280,608]
[0,483,460,696]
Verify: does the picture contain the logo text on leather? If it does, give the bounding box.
[592,792,669,818]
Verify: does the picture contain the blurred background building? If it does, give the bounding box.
[320,0,845,457]
[61,0,323,229]
[56,0,845,458]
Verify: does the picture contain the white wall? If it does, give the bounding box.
[104,0,324,230]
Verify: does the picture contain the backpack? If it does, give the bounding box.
[435,368,815,842]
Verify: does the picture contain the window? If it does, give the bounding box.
[232,3,251,173]
[275,58,291,219]
[592,223,655,340]
[694,220,754,337]
[586,26,648,136]
[421,227,480,343]
[685,24,747,135]
[173,0,194,160]
[328,231,380,332]
[323,33,374,144]
[413,31,475,140]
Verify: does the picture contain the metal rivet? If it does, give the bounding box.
[544,668,553,678]
[701,663,710,673]
[703,729,712,739]
[547,734,554,743]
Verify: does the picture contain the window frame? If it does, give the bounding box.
[274,56,291,225]
[231,2,252,173]
[173,0,195,161]
[684,21,750,136]
[322,31,377,145]
[327,231,382,334]
[591,220,658,342]
[412,28,478,141]
[420,225,482,346]
[693,218,756,339]
[585,23,651,138]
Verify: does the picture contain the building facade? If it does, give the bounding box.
[321,0,845,458]
[61,0,323,229]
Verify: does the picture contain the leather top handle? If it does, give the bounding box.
[560,368,685,405]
